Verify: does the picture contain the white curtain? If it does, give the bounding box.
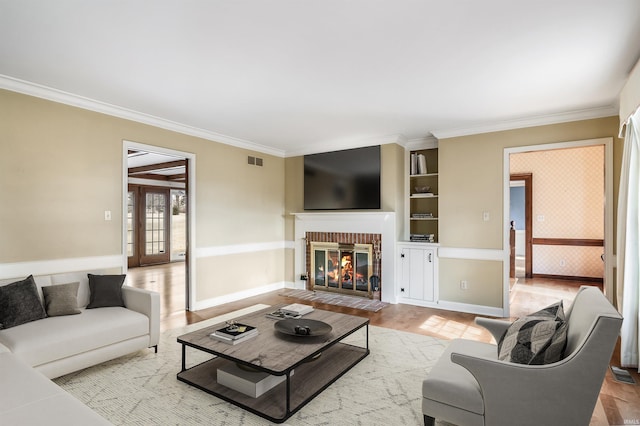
[617,108,640,370]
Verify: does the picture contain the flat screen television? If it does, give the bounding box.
[304,145,381,210]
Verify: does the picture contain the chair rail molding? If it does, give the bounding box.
[0,255,124,280]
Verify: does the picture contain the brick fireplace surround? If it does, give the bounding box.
[293,212,396,304]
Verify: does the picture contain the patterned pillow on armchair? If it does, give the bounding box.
[497,301,568,365]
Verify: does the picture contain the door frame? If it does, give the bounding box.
[509,173,533,278]
[502,137,613,317]
[122,141,197,311]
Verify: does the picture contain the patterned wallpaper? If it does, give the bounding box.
[510,145,604,278]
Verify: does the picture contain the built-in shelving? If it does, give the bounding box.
[406,142,439,243]
[400,140,440,307]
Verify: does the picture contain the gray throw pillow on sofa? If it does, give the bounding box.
[0,275,47,329]
[86,274,126,308]
[42,282,81,316]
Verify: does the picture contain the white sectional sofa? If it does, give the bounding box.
[0,351,112,425]
[0,268,160,424]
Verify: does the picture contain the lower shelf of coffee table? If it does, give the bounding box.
[177,341,368,423]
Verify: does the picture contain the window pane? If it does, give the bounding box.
[327,250,339,287]
[314,250,326,286]
[340,251,353,290]
[355,252,369,291]
[145,192,166,255]
[127,191,135,257]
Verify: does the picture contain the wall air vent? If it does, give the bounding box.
[248,156,263,167]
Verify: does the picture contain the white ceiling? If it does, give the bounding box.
[1,1,639,157]
[127,150,185,178]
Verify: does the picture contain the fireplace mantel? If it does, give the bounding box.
[292,212,396,303]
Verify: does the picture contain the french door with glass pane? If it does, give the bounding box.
[128,185,171,267]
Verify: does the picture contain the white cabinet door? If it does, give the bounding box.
[400,247,434,302]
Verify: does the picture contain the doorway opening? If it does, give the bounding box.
[123,142,196,313]
[509,173,532,280]
[503,138,613,317]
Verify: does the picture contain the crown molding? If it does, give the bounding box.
[0,74,285,158]
[431,105,619,139]
[3,74,619,155]
[283,133,408,157]
[404,135,438,150]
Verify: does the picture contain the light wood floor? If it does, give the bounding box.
[127,263,640,426]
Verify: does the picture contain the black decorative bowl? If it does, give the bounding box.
[274,318,332,337]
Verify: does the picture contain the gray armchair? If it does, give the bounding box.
[422,286,622,426]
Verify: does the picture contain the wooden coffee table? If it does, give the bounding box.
[176,305,369,423]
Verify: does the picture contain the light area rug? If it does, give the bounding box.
[54,304,448,425]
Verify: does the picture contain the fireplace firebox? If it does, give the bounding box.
[311,242,372,292]
[305,232,381,300]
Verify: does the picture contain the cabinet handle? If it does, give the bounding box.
[401,253,405,258]
[428,253,432,263]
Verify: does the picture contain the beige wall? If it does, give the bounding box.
[196,250,285,300]
[284,156,304,222]
[0,90,285,305]
[1,91,125,260]
[283,155,303,282]
[382,143,406,240]
[438,258,503,306]
[194,141,284,247]
[438,116,623,308]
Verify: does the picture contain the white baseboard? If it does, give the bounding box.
[192,281,286,311]
[396,298,440,309]
[397,298,504,317]
[436,300,505,318]
[283,281,306,290]
[0,255,124,280]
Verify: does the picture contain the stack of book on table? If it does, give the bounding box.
[280,303,314,316]
[217,363,287,398]
[210,323,258,345]
[266,303,314,320]
[266,310,301,320]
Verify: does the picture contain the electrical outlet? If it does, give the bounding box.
[460,280,468,290]
[483,211,490,221]
[104,210,112,221]
[560,259,566,267]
